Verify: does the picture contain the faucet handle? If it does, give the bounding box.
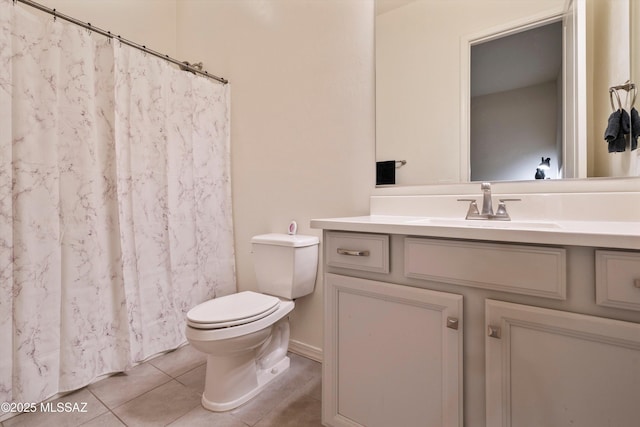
[481,182,491,190]
[457,198,480,219]
[457,198,478,205]
[494,198,521,219]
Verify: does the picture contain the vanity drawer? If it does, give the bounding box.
[596,250,640,311]
[405,238,566,299]
[325,231,389,273]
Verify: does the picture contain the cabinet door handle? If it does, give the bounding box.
[488,325,501,339]
[337,248,370,257]
[446,317,459,330]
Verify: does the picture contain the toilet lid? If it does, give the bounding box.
[187,291,280,329]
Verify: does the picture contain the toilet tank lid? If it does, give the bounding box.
[252,233,319,248]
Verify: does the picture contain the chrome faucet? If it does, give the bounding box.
[480,182,493,216]
[458,183,520,221]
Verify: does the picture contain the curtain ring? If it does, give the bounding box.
[53,8,56,22]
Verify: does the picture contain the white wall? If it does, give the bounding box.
[23,0,375,355]
[176,0,375,354]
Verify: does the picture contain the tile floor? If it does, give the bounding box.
[2,346,322,427]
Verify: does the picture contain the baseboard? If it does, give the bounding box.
[288,339,323,363]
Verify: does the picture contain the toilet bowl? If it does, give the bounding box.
[186,291,295,411]
[185,233,319,412]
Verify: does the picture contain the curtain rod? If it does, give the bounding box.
[14,0,228,84]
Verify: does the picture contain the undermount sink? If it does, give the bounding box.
[408,218,563,230]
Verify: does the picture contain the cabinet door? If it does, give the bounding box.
[323,273,463,427]
[486,299,640,427]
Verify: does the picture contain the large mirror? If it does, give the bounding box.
[635,1,639,111]
[375,0,636,186]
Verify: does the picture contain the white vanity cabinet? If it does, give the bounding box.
[595,249,640,311]
[485,299,640,427]
[317,228,640,427]
[322,233,463,427]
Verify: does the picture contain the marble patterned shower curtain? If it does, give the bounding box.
[0,0,235,406]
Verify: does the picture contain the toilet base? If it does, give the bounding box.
[201,356,290,412]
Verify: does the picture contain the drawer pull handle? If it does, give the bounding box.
[337,248,370,257]
[635,279,640,289]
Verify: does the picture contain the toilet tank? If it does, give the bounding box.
[251,233,319,299]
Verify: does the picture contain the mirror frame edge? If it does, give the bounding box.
[372,176,640,196]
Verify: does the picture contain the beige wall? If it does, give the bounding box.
[471,81,561,181]
[26,0,375,354]
[176,0,374,353]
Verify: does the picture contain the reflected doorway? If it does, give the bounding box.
[470,21,563,181]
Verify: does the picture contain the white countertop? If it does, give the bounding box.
[310,215,640,250]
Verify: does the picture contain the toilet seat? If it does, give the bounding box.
[186,298,294,342]
[187,291,280,330]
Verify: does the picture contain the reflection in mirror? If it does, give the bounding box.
[470,21,563,182]
[375,0,568,186]
[634,2,640,159]
[589,0,634,177]
[375,0,637,187]
[635,1,640,97]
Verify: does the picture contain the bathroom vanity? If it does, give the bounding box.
[311,191,640,427]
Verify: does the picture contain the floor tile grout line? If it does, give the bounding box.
[84,387,129,427]
[90,371,175,411]
[99,378,201,427]
[148,360,207,380]
[83,349,206,426]
[108,378,186,412]
[171,361,207,381]
[172,362,206,387]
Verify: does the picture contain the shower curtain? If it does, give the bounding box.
[0,0,235,406]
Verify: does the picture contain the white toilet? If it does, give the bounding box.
[185,233,319,412]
